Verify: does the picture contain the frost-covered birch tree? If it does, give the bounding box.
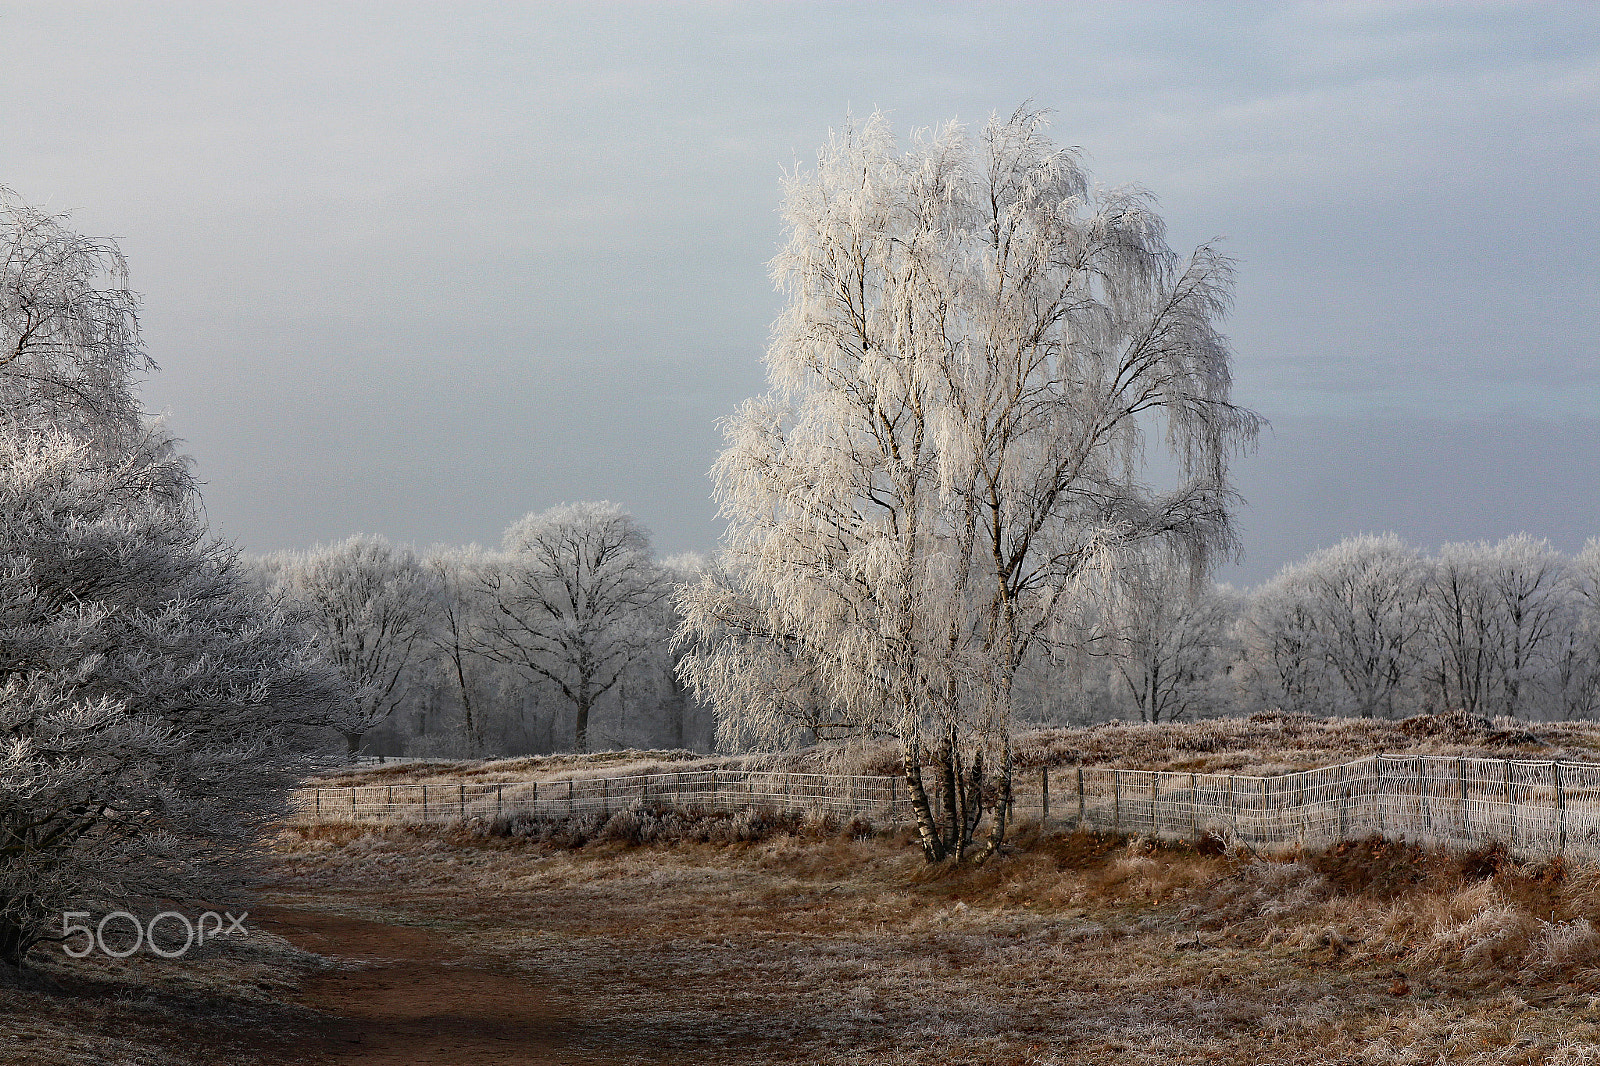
[677,108,1260,862]
[1,189,149,450]
[651,553,712,750]
[476,503,668,753]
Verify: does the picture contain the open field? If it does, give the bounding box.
[13,806,1600,1064]
[307,713,1600,791]
[13,716,1600,1065]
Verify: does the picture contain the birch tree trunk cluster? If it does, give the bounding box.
[0,191,342,974]
[676,108,1261,862]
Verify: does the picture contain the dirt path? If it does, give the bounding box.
[257,904,788,1066]
[258,907,606,1065]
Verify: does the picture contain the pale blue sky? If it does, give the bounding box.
[2,2,1596,584]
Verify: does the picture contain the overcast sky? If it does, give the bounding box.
[2,2,1596,586]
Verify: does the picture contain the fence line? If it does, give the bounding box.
[288,754,1600,860]
[1019,754,1600,860]
[288,769,908,827]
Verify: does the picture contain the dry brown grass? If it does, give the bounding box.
[20,786,1600,1062]
[0,923,327,1065]
[245,818,1600,1064]
[307,747,708,787]
[1009,711,1600,776]
[305,745,864,788]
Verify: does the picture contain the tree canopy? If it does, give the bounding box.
[0,191,340,973]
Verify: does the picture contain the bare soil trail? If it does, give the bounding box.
[259,903,792,1066]
[258,906,577,1065]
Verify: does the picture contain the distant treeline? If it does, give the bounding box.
[247,502,710,759]
[251,526,1600,759]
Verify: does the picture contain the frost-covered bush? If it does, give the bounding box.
[0,433,340,972]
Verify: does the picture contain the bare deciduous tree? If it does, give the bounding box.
[1244,535,1427,719]
[423,545,494,752]
[1557,539,1600,720]
[1100,552,1238,723]
[265,535,439,757]
[1482,534,1568,719]
[1421,536,1568,719]
[1238,574,1339,716]
[477,502,668,753]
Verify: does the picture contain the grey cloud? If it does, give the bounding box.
[1,2,1595,575]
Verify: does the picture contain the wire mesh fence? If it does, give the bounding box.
[1010,754,1600,860]
[289,754,1600,860]
[287,769,910,827]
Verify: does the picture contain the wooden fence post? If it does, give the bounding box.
[1419,756,1434,835]
[459,782,466,822]
[315,788,321,818]
[1337,764,1348,841]
[531,780,537,817]
[1555,761,1568,854]
[1292,771,1301,840]
[602,777,609,817]
[1503,760,1517,847]
[1041,766,1049,822]
[386,784,394,818]
[568,779,575,818]
[422,784,429,821]
[497,783,504,818]
[1113,770,1122,835]
[1260,776,1268,844]
[1189,773,1198,843]
[1151,773,1160,837]
[1369,758,1382,832]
